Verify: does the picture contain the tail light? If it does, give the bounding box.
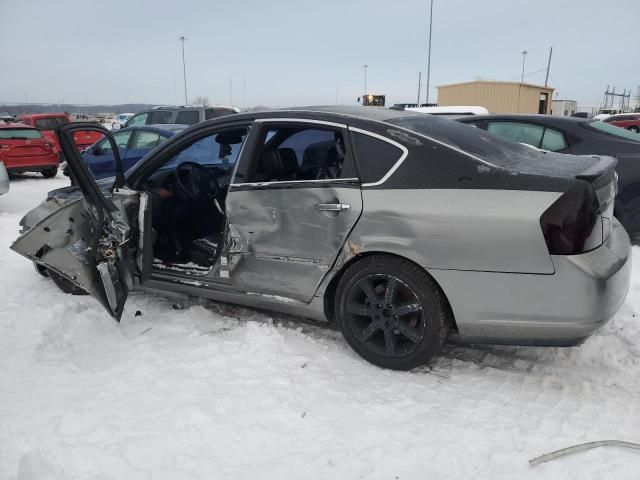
[540,180,603,255]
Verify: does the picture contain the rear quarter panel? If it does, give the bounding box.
[346,188,560,274]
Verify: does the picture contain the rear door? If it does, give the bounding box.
[11,123,136,320]
[225,119,363,302]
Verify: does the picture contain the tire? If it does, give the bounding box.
[334,255,451,370]
[629,126,640,133]
[48,269,88,295]
[41,167,57,178]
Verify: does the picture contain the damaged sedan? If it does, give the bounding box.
[11,106,632,370]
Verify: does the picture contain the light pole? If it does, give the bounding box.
[362,64,368,96]
[425,0,434,105]
[520,50,528,84]
[179,36,188,104]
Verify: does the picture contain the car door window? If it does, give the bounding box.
[175,110,200,125]
[131,131,161,149]
[487,121,544,148]
[96,130,131,154]
[127,113,148,127]
[540,128,568,151]
[241,126,356,182]
[148,110,172,124]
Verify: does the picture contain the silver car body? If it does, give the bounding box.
[0,161,9,195]
[11,107,631,347]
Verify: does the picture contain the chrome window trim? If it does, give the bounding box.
[231,178,359,188]
[254,117,348,129]
[349,127,409,187]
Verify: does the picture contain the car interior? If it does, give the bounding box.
[245,127,348,183]
[141,128,247,273]
[139,125,348,276]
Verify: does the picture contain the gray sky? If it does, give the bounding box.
[1,0,638,108]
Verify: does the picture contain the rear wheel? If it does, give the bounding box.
[334,255,451,370]
[41,167,57,178]
[48,270,88,295]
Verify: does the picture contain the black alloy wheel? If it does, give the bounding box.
[345,274,425,357]
[335,255,451,370]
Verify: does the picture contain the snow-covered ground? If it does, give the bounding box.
[2,175,640,480]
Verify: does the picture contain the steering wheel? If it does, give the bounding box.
[174,161,219,199]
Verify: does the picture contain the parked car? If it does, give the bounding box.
[0,161,9,194]
[1,112,15,123]
[124,105,239,128]
[111,113,134,130]
[456,114,640,235]
[603,113,640,133]
[12,107,630,370]
[15,113,104,156]
[69,124,187,180]
[0,123,59,177]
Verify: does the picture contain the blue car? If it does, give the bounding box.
[81,124,187,179]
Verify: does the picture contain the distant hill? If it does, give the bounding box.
[0,103,157,116]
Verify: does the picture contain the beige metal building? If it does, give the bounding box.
[437,80,555,114]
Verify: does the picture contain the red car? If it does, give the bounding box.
[0,123,59,177]
[603,113,640,133]
[16,113,103,156]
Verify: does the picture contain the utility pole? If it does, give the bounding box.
[520,50,528,83]
[179,36,188,104]
[544,46,553,87]
[425,0,434,105]
[417,71,422,105]
[362,64,368,96]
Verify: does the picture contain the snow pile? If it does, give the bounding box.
[1,175,640,479]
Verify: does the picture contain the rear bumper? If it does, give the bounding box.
[3,153,59,172]
[430,220,632,346]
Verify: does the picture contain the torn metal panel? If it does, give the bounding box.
[226,185,363,302]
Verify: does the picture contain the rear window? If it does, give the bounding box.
[33,117,69,130]
[388,115,551,169]
[0,128,43,139]
[585,121,640,142]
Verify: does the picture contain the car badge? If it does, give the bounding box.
[25,140,31,144]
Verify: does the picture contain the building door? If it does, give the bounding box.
[538,93,549,114]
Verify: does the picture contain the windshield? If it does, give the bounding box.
[0,128,43,139]
[585,121,640,143]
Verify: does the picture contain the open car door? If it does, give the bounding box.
[11,123,137,320]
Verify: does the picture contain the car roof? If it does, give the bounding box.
[609,113,640,119]
[228,105,421,125]
[0,122,35,129]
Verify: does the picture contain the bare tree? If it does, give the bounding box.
[193,96,210,107]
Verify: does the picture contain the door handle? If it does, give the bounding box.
[315,203,351,212]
